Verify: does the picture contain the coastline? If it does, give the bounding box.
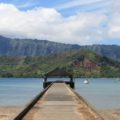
[0,107,120,120]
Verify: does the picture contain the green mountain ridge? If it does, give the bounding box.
[0,35,120,61]
[0,35,80,56]
[0,49,120,78]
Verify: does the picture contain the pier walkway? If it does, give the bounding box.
[15,83,104,120]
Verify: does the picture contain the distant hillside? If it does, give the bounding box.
[0,49,120,77]
[0,35,120,61]
[85,45,120,62]
[0,36,80,56]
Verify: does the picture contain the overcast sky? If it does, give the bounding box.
[0,0,120,45]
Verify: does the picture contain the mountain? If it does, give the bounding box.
[0,36,80,56]
[0,35,120,61]
[85,45,120,62]
[0,49,120,77]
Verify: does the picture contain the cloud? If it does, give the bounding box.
[108,13,120,39]
[18,2,36,9]
[105,0,120,39]
[17,0,38,9]
[56,0,109,11]
[0,4,62,38]
[0,2,119,45]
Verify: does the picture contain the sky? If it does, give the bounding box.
[0,0,120,45]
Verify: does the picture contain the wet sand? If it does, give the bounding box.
[0,107,120,120]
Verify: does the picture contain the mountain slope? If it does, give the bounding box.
[0,49,120,77]
[0,36,80,56]
[0,35,120,62]
[85,45,120,62]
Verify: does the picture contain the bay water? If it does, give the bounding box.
[75,78,120,110]
[0,78,43,106]
[0,78,120,110]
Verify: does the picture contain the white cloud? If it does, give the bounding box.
[108,13,120,38]
[56,0,103,10]
[107,0,120,39]
[0,2,119,45]
[0,4,62,39]
[18,2,35,9]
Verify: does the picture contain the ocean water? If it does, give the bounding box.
[75,78,120,110]
[0,78,43,106]
[0,78,120,110]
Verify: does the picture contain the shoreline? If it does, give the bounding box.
[0,106,120,120]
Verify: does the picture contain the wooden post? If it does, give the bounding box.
[44,76,47,82]
[69,75,74,89]
[43,76,47,88]
[70,75,73,82]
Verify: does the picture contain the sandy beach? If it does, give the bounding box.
[0,107,120,120]
[99,109,120,120]
[0,107,23,120]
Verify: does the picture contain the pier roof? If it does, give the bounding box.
[45,67,73,78]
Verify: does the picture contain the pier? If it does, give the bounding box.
[14,82,103,120]
[43,68,75,89]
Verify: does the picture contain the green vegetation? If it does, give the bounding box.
[1,35,120,62]
[0,49,120,78]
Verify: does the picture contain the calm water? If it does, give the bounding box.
[75,78,120,110]
[0,78,43,106]
[0,78,120,110]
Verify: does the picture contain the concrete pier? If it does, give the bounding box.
[21,83,103,120]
